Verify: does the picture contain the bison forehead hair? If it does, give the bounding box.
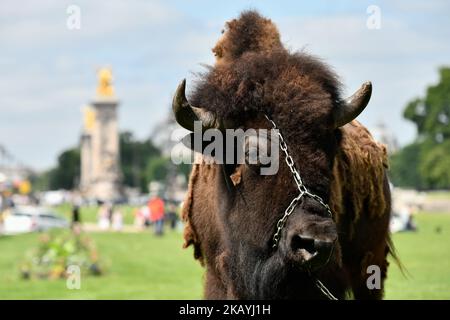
[191,11,342,132]
[212,10,283,62]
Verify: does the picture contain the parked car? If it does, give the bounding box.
[2,206,69,235]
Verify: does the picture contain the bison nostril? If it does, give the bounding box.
[289,235,335,268]
[313,239,334,253]
[291,235,317,256]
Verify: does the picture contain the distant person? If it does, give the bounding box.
[112,207,123,231]
[166,203,178,230]
[406,212,417,231]
[71,205,81,226]
[133,207,143,229]
[6,195,14,209]
[108,205,114,227]
[98,204,110,230]
[142,205,151,228]
[134,205,150,229]
[148,195,165,236]
[405,204,418,232]
[71,204,82,233]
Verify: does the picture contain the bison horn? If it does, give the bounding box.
[334,81,372,127]
[172,79,222,131]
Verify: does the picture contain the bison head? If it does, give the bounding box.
[173,11,372,299]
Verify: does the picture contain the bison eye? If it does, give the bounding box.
[243,133,275,172]
[244,135,262,169]
[245,147,261,167]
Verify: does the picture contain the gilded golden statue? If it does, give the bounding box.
[96,67,115,97]
[83,106,96,132]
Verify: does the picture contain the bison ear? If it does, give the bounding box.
[334,82,372,127]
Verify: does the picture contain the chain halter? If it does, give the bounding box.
[264,114,338,301]
[264,115,333,248]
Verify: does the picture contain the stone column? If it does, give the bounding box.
[80,132,92,192]
[90,97,123,202]
[80,68,123,202]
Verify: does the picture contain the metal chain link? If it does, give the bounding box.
[315,278,338,300]
[264,114,338,300]
[265,114,333,249]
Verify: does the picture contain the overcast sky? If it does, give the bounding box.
[1,0,449,170]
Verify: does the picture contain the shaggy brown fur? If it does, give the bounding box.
[181,163,203,263]
[330,120,392,298]
[212,10,283,65]
[331,121,389,227]
[180,10,393,299]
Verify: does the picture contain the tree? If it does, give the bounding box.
[389,143,425,189]
[404,67,450,141]
[145,156,170,182]
[390,67,450,189]
[419,140,450,189]
[28,170,52,191]
[49,148,80,190]
[119,131,161,191]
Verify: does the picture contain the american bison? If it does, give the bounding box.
[173,10,398,299]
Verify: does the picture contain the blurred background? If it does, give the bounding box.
[0,0,449,299]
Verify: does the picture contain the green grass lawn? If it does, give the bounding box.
[0,212,449,299]
[0,230,203,299]
[384,212,450,299]
[426,191,450,200]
